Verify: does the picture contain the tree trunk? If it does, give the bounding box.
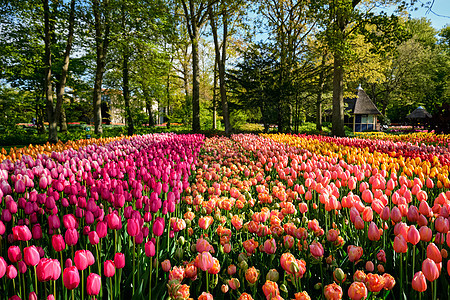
[123,52,133,135]
[166,56,172,129]
[332,50,345,137]
[191,27,201,133]
[143,86,155,127]
[60,106,68,132]
[316,54,326,131]
[93,0,110,135]
[55,0,75,134]
[43,0,57,143]
[212,58,218,130]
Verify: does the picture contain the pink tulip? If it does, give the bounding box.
[263,238,277,254]
[65,228,79,246]
[63,266,80,290]
[12,225,32,241]
[114,253,125,269]
[23,246,40,266]
[8,246,22,263]
[422,258,439,282]
[145,240,156,257]
[86,273,101,295]
[426,243,442,263]
[407,225,420,245]
[36,258,60,281]
[74,250,88,271]
[104,260,115,277]
[6,265,17,279]
[393,235,407,253]
[309,241,324,258]
[412,271,427,292]
[367,222,381,241]
[152,217,165,236]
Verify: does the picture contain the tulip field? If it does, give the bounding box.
[1,133,450,300]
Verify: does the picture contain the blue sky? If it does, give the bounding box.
[409,0,450,30]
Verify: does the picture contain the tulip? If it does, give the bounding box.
[145,240,156,257]
[6,265,18,279]
[412,271,427,292]
[197,252,213,271]
[114,253,125,269]
[367,222,380,241]
[262,280,278,298]
[12,225,33,241]
[245,266,259,285]
[86,273,101,296]
[422,258,439,282]
[324,282,343,300]
[23,246,40,266]
[74,250,88,271]
[263,238,277,254]
[161,259,171,272]
[127,218,140,237]
[153,217,165,236]
[347,245,363,263]
[198,292,213,300]
[8,246,22,263]
[393,235,407,253]
[228,278,240,290]
[65,228,79,246]
[382,273,395,290]
[407,225,420,245]
[104,260,115,277]
[427,243,442,263]
[63,266,80,290]
[36,258,60,281]
[88,231,99,245]
[51,234,65,252]
[364,273,385,292]
[0,257,6,278]
[348,281,368,300]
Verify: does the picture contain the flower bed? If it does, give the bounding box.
[1,133,450,300]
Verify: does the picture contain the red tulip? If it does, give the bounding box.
[161,259,171,272]
[63,266,80,290]
[23,246,40,266]
[114,253,125,269]
[104,260,115,277]
[32,224,42,240]
[96,221,107,238]
[422,258,439,282]
[412,271,427,292]
[86,273,101,296]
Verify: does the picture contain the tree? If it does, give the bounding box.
[258,0,316,132]
[179,0,217,132]
[92,0,111,135]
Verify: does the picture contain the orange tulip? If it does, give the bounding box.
[324,282,343,300]
[348,281,368,300]
[364,273,385,293]
[412,271,427,292]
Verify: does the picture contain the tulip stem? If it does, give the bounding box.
[60,251,65,299]
[133,237,136,295]
[72,290,74,300]
[412,245,416,279]
[156,236,160,280]
[34,265,38,294]
[54,280,56,300]
[433,280,437,300]
[149,256,153,300]
[96,244,102,299]
[110,277,113,299]
[206,271,209,293]
[399,253,403,297]
[81,269,84,300]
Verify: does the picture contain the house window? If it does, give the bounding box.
[354,114,375,132]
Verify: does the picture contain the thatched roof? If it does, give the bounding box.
[407,106,432,119]
[344,87,381,115]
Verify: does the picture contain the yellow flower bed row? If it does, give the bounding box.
[0,136,128,163]
[262,133,450,188]
[355,131,450,145]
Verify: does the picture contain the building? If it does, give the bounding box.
[344,86,382,132]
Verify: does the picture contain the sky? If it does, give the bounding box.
[408,0,450,30]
